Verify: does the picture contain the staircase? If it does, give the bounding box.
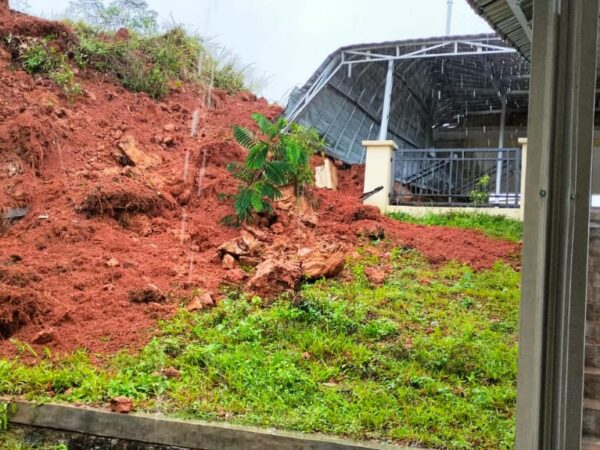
[584,211,600,447]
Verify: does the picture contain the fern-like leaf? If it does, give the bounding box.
[246,142,269,170]
[233,126,255,151]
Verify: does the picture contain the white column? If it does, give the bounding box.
[518,137,528,220]
[378,60,394,140]
[362,140,398,212]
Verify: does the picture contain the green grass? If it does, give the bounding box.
[0,249,519,449]
[388,211,523,242]
[0,438,67,450]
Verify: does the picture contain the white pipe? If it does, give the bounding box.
[496,94,507,196]
[379,60,395,140]
[446,0,454,36]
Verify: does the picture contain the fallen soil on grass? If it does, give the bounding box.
[0,10,521,357]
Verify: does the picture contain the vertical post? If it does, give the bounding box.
[516,0,599,449]
[518,138,528,219]
[496,93,507,196]
[362,140,398,212]
[378,60,394,140]
[446,0,453,36]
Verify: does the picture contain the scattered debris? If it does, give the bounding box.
[128,285,166,304]
[186,292,214,312]
[364,266,386,285]
[118,135,162,169]
[248,258,302,298]
[110,396,133,414]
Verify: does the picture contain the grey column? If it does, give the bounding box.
[516,0,599,449]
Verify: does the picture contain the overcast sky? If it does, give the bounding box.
[18,0,492,103]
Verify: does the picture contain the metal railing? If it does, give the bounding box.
[392,147,522,208]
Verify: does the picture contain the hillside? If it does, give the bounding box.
[0,7,520,358]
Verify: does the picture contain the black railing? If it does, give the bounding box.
[393,148,521,208]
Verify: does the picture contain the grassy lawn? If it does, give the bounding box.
[388,212,523,243]
[0,248,519,449]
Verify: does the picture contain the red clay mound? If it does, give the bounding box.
[0,9,520,357]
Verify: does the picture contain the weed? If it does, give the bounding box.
[469,174,491,206]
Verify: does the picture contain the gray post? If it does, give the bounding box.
[378,60,394,140]
[516,0,599,448]
[496,93,507,196]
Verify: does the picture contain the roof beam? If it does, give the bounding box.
[506,0,533,43]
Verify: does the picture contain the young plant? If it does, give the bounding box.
[469,174,490,206]
[225,113,322,225]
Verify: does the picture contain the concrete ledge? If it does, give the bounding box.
[387,205,523,220]
[6,401,415,450]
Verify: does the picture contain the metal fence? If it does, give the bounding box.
[392,148,522,208]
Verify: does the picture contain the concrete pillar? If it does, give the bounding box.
[518,137,528,221]
[362,140,397,212]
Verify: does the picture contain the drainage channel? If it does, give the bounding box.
[4,402,417,450]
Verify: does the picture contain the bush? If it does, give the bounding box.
[224,113,323,225]
[19,38,84,100]
[70,23,248,99]
[6,19,250,100]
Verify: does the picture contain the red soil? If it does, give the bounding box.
[0,12,521,357]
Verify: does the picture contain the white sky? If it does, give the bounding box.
[19,0,492,102]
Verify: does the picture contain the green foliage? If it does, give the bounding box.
[19,39,84,100]
[213,63,246,95]
[49,65,84,100]
[226,113,323,225]
[6,16,249,100]
[0,249,520,449]
[388,211,523,242]
[469,174,491,206]
[68,0,159,35]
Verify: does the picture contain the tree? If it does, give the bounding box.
[68,0,158,34]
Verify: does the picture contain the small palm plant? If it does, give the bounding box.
[224,113,321,225]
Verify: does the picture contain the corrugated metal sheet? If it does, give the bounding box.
[466,0,533,59]
[284,34,530,182]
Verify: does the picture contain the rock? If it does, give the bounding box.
[161,367,181,379]
[225,268,247,283]
[128,284,166,304]
[248,258,302,297]
[242,225,268,241]
[301,248,345,280]
[222,254,236,269]
[238,256,261,267]
[270,222,284,234]
[162,136,176,148]
[218,231,261,258]
[352,220,386,240]
[298,198,318,227]
[350,205,381,222]
[365,266,386,285]
[163,123,176,132]
[106,258,120,268]
[118,136,162,170]
[186,292,214,312]
[32,329,55,345]
[110,397,132,414]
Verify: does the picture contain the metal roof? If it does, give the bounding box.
[466,0,534,59]
[284,34,530,170]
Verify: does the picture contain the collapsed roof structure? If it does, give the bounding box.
[284,34,531,169]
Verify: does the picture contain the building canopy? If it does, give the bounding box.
[284,34,530,166]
